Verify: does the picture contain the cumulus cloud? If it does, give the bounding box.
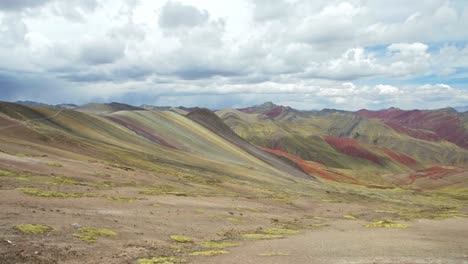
[79,39,125,65]
[0,0,467,110]
[0,0,51,11]
[158,1,209,28]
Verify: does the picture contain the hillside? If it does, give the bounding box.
[356,108,468,149]
[217,102,468,185]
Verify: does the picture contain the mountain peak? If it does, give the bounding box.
[258,101,277,107]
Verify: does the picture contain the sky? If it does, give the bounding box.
[0,0,467,110]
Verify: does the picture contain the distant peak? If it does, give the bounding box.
[259,101,276,107]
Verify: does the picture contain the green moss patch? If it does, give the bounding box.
[140,185,188,196]
[226,217,242,223]
[17,187,98,198]
[137,257,186,264]
[200,241,239,249]
[343,214,358,220]
[73,227,117,243]
[189,250,229,256]
[264,228,299,235]
[15,224,54,234]
[241,234,283,240]
[46,163,63,167]
[364,220,408,228]
[170,235,193,243]
[105,196,137,203]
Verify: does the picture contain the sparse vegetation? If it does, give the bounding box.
[241,234,283,239]
[15,224,54,234]
[264,228,299,235]
[17,187,98,198]
[365,220,409,228]
[137,257,186,264]
[227,217,242,223]
[170,235,193,243]
[189,250,229,256]
[141,185,188,196]
[105,196,137,202]
[46,162,63,167]
[73,227,117,243]
[343,214,358,220]
[200,241,240,249]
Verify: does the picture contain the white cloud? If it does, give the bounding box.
[0,0,467,110]
[376,84,400,95]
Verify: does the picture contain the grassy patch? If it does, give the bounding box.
[200,241,239,249]
[46,163,63,167]
[227,217,242,223]
[137,257,186,264]
[343,214,358,220]
[15,224,53,234]
[105,196,137,203]
[141,185,188,196]
[17,187,98,198]
[264,228,299,235]
[17,187,134,202]
[241,234,283,240]
[170,235,193,243]
[364,220,408,228]
[258,252,290,256]
[73,227,117,243]
[189,250,229,256]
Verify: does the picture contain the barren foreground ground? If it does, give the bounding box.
[1,161,467,264]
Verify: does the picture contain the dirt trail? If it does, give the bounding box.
[196,218,468,264]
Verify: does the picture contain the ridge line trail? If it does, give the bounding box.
[0,109,63,131]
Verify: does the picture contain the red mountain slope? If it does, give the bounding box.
[324,136,383,165]
[356,108,468,149]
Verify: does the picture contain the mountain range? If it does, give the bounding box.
[1,100,467,263]
[1,100,467,190]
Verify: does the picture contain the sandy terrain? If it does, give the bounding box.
[197,218,468,264]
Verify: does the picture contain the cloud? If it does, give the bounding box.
[79,39,125,65]
[376,84,400,95]
[0,0,51,11]
[0,0,467,110]
[251,0,289,22]
[0,14,28,47]
[158,1,209,28]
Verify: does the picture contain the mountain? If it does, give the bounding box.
[0,101,315,196]
[217,103,468,185]
[76,102,145,114]
[356,108,468,149]
[56,103,78,109]
[187,108,313,180]
[1,101,467,263]
[15,100,49,107]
